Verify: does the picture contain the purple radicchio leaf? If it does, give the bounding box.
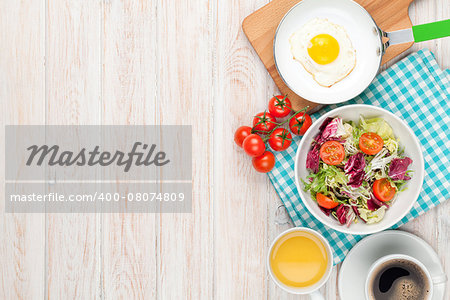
[367,196,389,211]
[314,117,333,144]
[336,205,349,225]
[314,117,340,144]
[345,152,366,174]
[352,206,366,223]
[319,117,333,132]
[320,118,339,141]
[367,197,380,211]
[388,157,413,180]
[306,144,320,173]
[347,170,366,188]
[373,196,390,208]
[345,153,366,188]
[319,206,332,216]
[346,208,356,227]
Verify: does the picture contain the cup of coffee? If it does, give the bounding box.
[267,227,333,299]
[365,254,447,300]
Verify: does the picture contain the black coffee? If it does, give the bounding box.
[368,258,430,300]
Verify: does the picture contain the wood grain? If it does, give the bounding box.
[45,0,102,298]
[0,0,448,299]
[242,0,414,111]
[156,0,214,298]
[101,0,158,299]
[214,0,272,298]
[0,1,46,299]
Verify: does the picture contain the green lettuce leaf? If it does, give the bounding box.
[360,117,395,140]
[358,206,386,224]
[302,164,347,197]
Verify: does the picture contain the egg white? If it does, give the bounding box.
[289,18,356,87]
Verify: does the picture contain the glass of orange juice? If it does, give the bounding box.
[267,227,333,299]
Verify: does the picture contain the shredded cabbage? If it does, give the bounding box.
[384,138,399,153]
[365,148,397,180]
[343,138,359,156]
[340,183,372,201]
[335,118,353,138]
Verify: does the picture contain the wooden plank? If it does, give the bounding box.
[0,1,46,299]
[156,0,214,298]
[101,0,158,298]
[213,0,273,298]
[45,0,102,298]
[435,201,450,300]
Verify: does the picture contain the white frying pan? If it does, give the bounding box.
[273,0,450,104]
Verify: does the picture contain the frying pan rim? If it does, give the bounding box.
[273,0,384,104]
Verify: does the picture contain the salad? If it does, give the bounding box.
[302,116,413,227]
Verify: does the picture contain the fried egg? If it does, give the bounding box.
[289,18,356,87]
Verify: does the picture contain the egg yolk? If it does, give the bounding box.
[307,34,340,65]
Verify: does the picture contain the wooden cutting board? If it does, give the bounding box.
[243,0,414,111]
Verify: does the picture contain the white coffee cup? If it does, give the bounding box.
[267,227,334,300]
[365,254,447,300]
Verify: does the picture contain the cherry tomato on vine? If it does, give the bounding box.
[268,95,292,119]
[242,134,265,157]
[359,132,384,155]
[289,112,312,136]
[316,193,339,209]
[268,128,292,151]
[252,151,275,173]
[252,111,277,133]
[373,178,396,202]
[234,126,252,148]
[320,141,345,165]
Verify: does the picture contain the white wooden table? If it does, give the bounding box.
[1,0,448,299]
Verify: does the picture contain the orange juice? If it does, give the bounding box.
[269,231,328,287]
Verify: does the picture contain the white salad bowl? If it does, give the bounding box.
[294,104,424,235]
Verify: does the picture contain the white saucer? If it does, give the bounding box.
[338,230,447,300]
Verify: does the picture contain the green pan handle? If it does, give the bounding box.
[412,19,450,42]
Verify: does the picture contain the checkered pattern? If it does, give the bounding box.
[268,49,450,265]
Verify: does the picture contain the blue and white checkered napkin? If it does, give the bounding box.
[268,49,450,265]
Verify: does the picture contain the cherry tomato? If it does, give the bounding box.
[320,141,345,165]
[289,112,312,136]
[252,151,275,173]
[316,193,339,209]
[268,128,292,151]
[242,134,265,157]
[268,95,292,118]
[359,132,384,155]
[234,126,252,148]
[373,178,396,202]
[252,111,277,133]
